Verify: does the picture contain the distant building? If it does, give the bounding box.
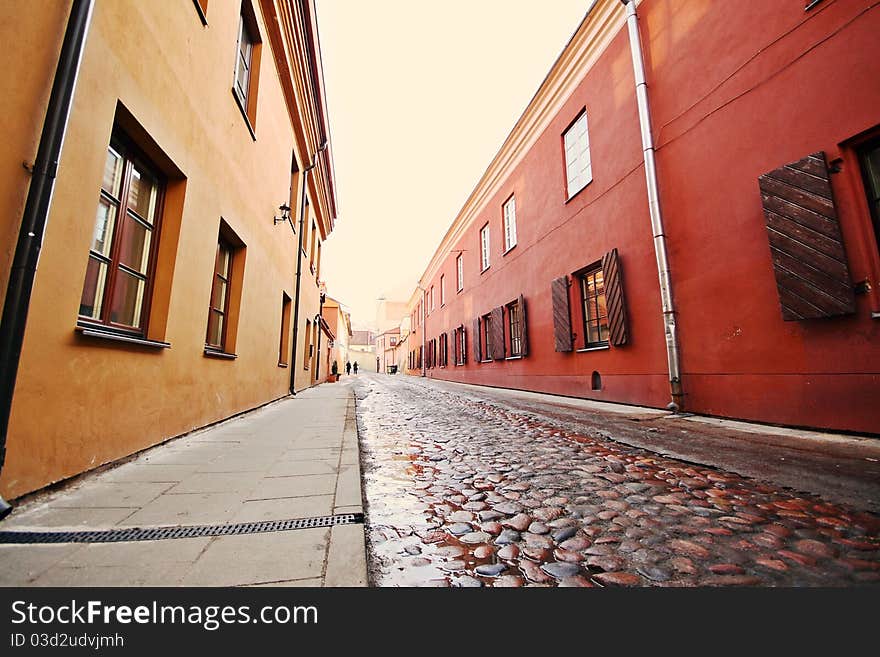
[376,328,401,373]
[322,296,352,378]
[348,329,376,373]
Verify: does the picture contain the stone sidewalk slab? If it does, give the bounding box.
[0,380,367,587]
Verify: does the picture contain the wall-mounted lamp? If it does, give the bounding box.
[274,203,291,225]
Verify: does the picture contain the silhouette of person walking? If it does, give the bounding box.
[353,362,359,375]
[345,361,351,376]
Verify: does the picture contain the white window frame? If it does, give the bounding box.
[440,274,446,306]
[456,254,463,291]
[564,110,592,198]
[480,224,490,271]
[503,195,517,252]
[430,286,435,312]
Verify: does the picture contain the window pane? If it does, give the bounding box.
[79,257,108,319]
[127,165,158,222]
[103,146,123,197]
[211,276,227,311]
[92,197,117,257]
[864,145,880,199]
[118,213,152,274]
[215,243,231,278]
[109,268,145,328]
[207,310,224,348]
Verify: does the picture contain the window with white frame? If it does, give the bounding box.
[440,274,446,306]
[430,286,435,311]
[503,195,517,252]
[564,110,592,198]
[456,253,463,291]
[480,224,490,271]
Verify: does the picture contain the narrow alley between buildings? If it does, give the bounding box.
[355,373,880,587]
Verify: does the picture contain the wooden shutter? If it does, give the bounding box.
[551,276,573,352]
[758,151,856,320]
[518,293,529,356]
[602,248,628,346]
[472,318,482,362]
[490,306,505,360]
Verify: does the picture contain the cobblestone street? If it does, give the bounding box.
[355,373,880,587]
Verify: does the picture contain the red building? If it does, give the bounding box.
[411,0,880,434]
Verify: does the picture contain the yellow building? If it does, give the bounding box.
[0,0,336,501]
[322,295,352,379]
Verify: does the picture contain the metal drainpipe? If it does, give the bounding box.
[621,0,684,412]
[420,286,427,377]
[0,0,95,519]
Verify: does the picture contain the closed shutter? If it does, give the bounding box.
[518,293,529,356]
[758,151,856,320]
[551,276,573,352]
[472,318,482,362]
[490,306,505,360]
[601,248,628,346]
[450,330,456,365]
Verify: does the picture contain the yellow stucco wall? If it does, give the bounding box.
[0,1,330,498]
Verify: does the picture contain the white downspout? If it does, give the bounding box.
[621,0,684,412]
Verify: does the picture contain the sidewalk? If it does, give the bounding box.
[0,380,367,587]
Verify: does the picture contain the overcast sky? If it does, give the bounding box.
[316,0,590,329]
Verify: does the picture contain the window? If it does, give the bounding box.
[858,138,880,254]
[480,224,490,271]
[279,293,291,366]
[564,110,592,198]
[430,286,435,312]
[508,300,523,356]
[579,265,609,347]
[439,333,447,366]
[440,274,446,306]
[206,238,233,350]
[482,313,493,361]
[456,254,464,291]
[233,2,262,135]
[303,320,311,369]
[309,221,317,274]
[503,195,517,252]
[454,325,466,365]
[79,137,164,334]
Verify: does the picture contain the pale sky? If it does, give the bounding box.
[316,0,591,329]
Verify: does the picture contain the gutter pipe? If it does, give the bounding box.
[621,0,684,412]
[0,0,95,520]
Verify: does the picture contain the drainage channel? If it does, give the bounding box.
[0,513,364,544]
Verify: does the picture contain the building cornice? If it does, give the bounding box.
[420,0,627,283]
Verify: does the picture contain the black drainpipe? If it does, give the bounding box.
[289,175,307,395]
[0,0,94,519]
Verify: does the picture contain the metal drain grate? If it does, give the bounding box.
[0,513,364,544]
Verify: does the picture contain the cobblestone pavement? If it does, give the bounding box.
[354,373,880,587]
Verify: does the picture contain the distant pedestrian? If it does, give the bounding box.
[346,361,351,376]
[353,362,359,375]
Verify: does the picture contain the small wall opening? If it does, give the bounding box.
[591,371,602,391]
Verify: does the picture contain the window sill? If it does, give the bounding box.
[505,355,523,360]
[192,0,208,25]
[457,288,464,294]
[872,311,880,320]
[231,88,256,142]
[204,348,237,360]
[480,359,493,363]
[76,324,170,349]
[278,362,289,368]
[480,266,491,275]
[576,345,610,353]
[805,0,824,10]
[503,244,517,256]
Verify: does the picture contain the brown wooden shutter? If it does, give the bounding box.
[551,276,573,352]
[472,318,482,362]
[758,151,856,320]
[490,306,505,360]
[602,248,628,346]
[518,293,529,356]
[450,330,456,365]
